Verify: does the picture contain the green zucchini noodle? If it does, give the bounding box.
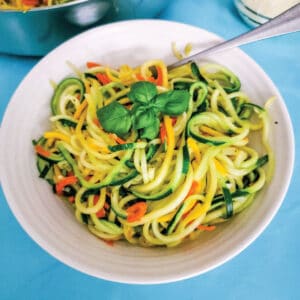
[33,57,274,247]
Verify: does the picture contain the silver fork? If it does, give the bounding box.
[168,3,300,70]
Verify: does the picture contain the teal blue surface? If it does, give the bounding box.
[0,0,299,299]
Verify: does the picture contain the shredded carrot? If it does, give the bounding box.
[93,195,106,218]
[160,123,167,144]
[35,145,51,158]
[198,225,216,231]
[86,62,101,68]
[96,73,111,85]
[96,208,106,218]
[186,180,200,198]
[22,0,39,6]
[102,239,114,246]
[93,118,101,127]
[68,196,75,203]
[109,133,126,144]
[182,209,193,220]
[136,73,145,81]
[136,73,156,83]
[148,77,156,83]
[55,176,78,196]
[126,202,147,222]
[154,66,163,86]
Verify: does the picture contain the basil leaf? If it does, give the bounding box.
[96,101,131,137]
[128,81,157,104]
[133,108,157,130]
[154,90,190,116]
[131,103,145,117]
[140,117,160,140]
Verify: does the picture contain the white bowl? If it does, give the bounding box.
[0,20,294,284]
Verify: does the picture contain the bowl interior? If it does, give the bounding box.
[0,20,294,284]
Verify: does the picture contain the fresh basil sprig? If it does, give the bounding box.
[97,81,189,139]
[96,101,132,137]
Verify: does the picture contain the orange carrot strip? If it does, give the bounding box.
[22,0,39,6]
[198,225,216,232]
[147,76,156,83]
[86,61,101,68]
[109,133,126,144]
[103,239,114,246]
[186,181,199,198]
[68,196,75,203]
[96,73,111,85]
[155,66,163,86]
[55,176,78,196]
[136,73,156,83]
[160,123,167,144]
[182,211,190,220]
[93,195,106,218]
[35,145,51,158]
[136,74,145,81]
[93,118,101,127]
[126,202,147,222]
[96,208,106,218]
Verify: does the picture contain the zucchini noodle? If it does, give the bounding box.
[33,57,274,247]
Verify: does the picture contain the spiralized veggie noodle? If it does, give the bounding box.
[0,0,74,10]
[33,57,274,247]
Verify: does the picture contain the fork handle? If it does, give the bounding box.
[169,3,300,69]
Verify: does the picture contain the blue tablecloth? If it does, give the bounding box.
[1,0,299,299]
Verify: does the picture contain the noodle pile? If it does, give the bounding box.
[33,57,274,247]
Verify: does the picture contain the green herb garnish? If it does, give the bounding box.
[97,81,189,139]
[96,101,132,137]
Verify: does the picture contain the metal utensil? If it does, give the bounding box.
[168,3,300,69]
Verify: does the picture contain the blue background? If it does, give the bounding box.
[0,0,299,299]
